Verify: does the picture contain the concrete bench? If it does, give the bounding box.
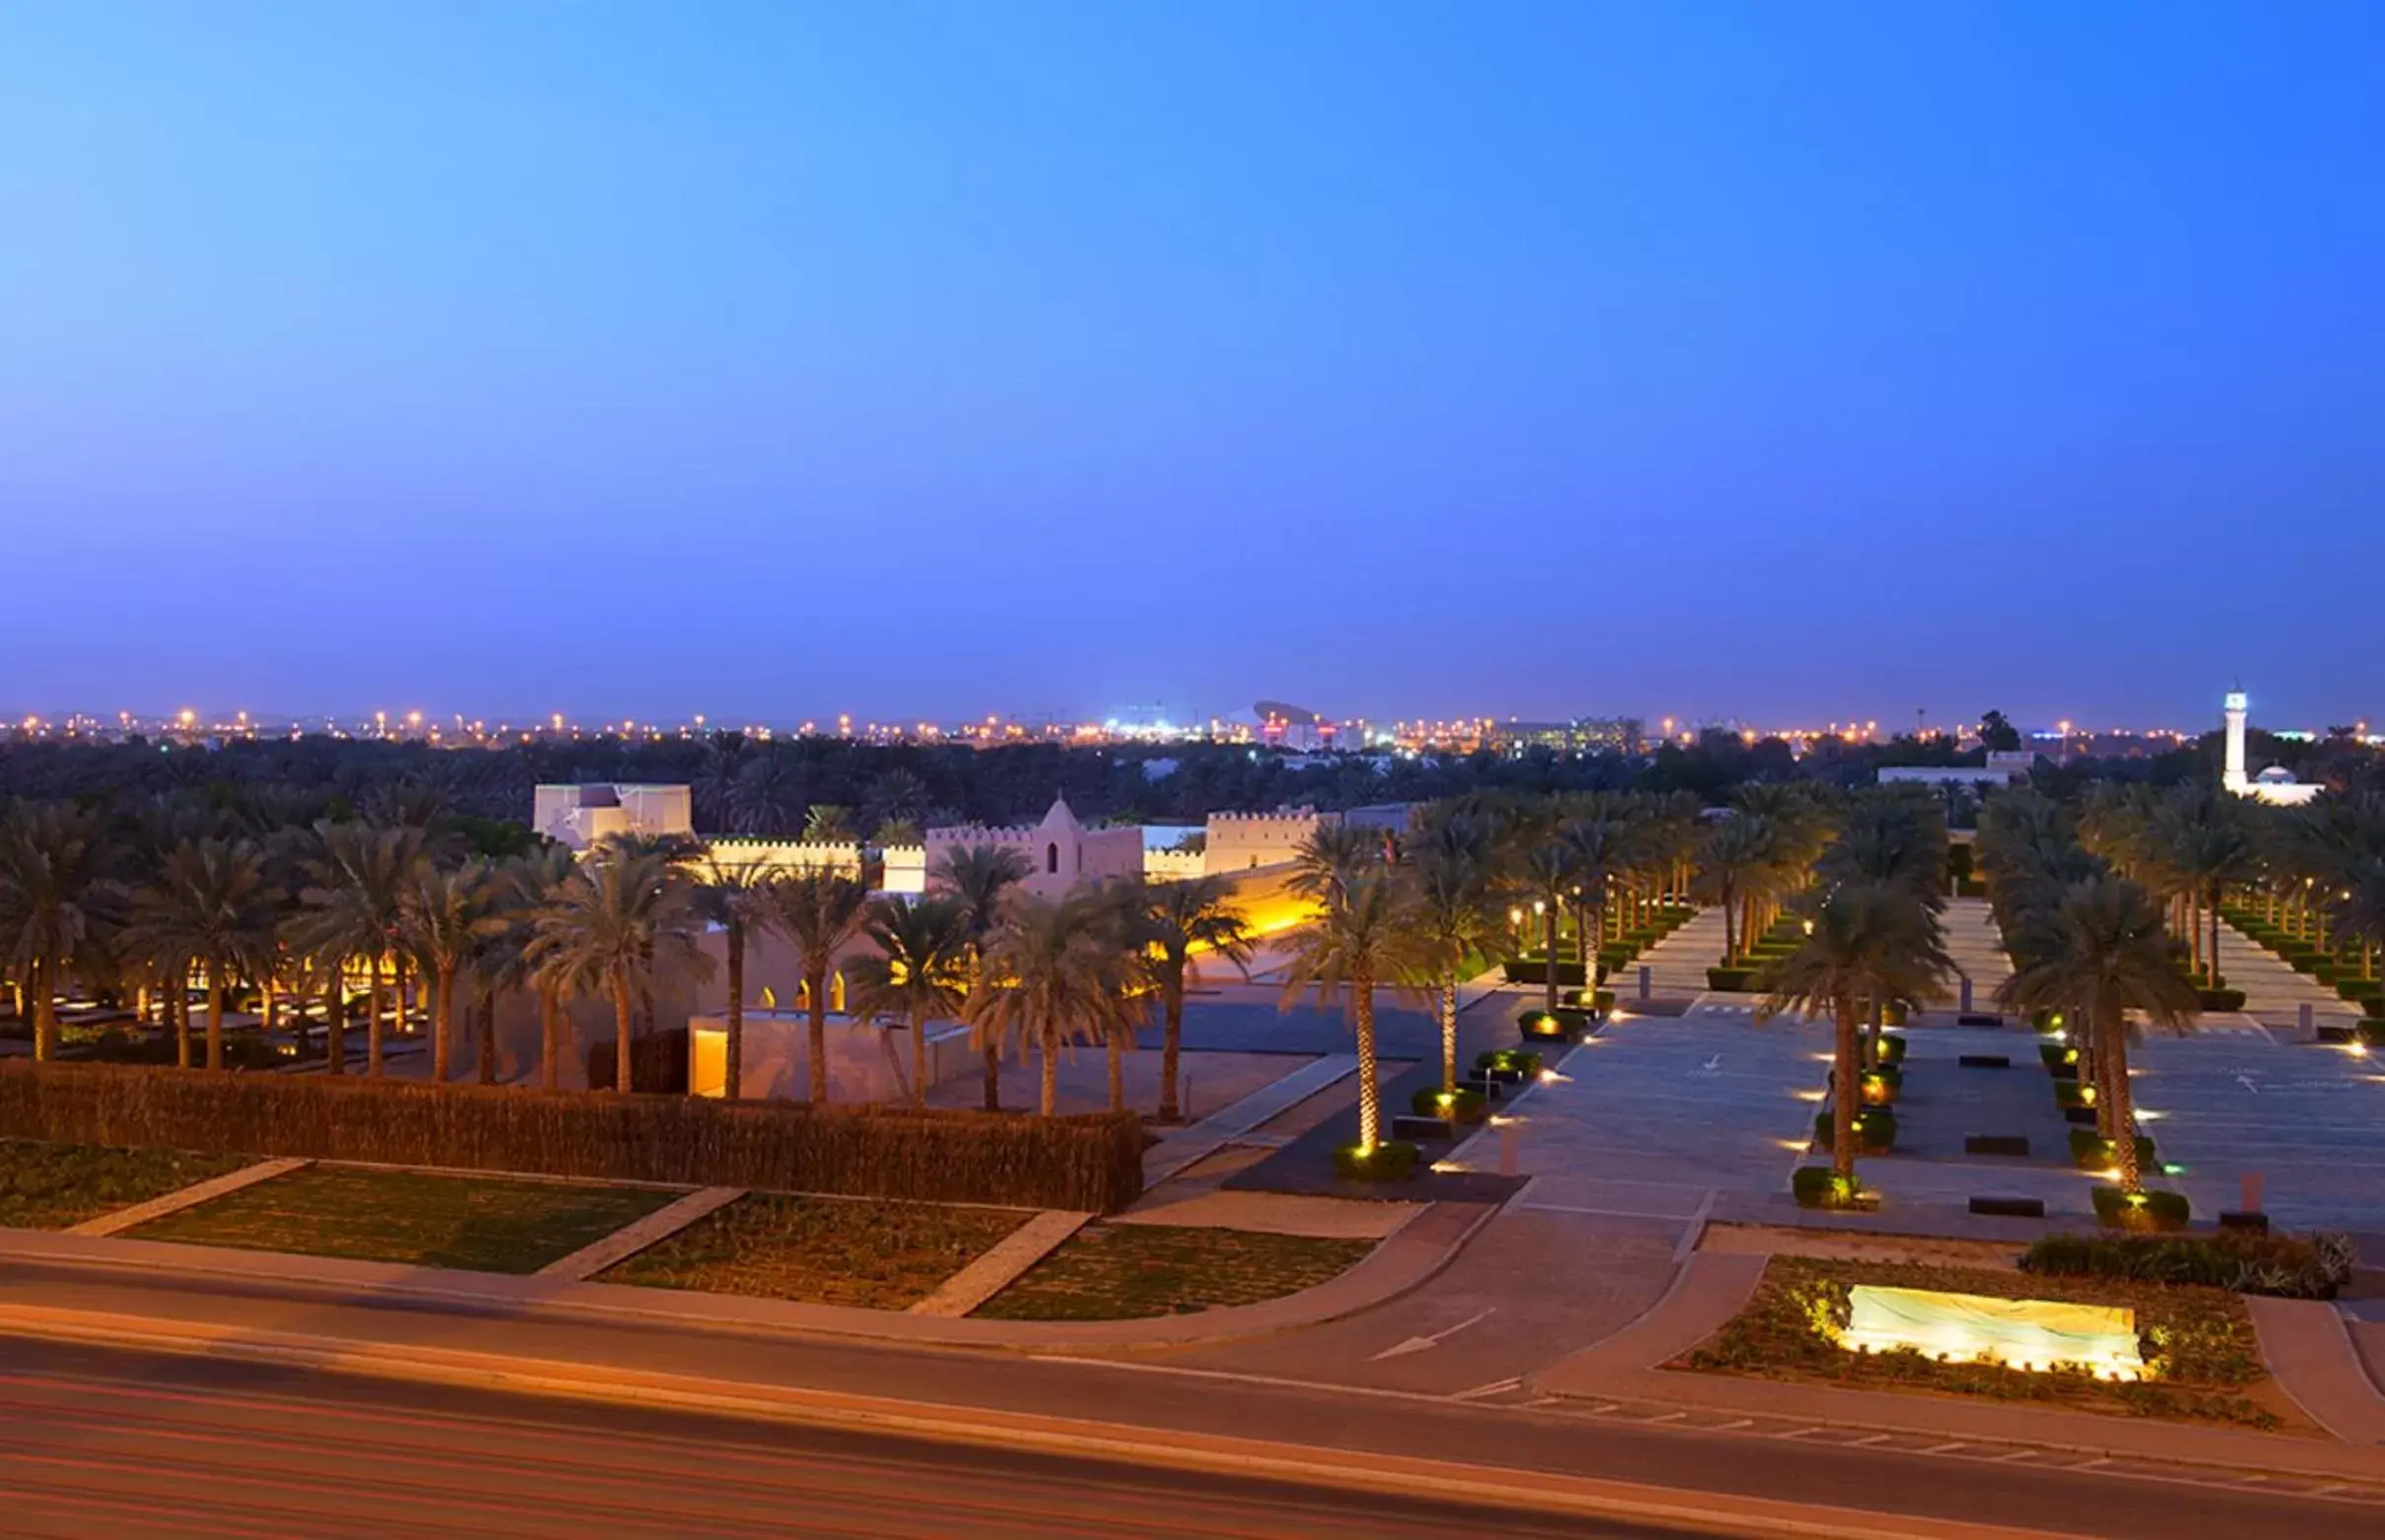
[1964,1134,2031,1158]
[1958,1054,2011,1069]
[1392,1114,1455,1143]
[1969,1196,2046,1218]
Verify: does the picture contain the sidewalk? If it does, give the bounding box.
[1528,1247,2385,1484]
[0,1198,1497,1354]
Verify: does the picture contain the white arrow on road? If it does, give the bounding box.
[1370,1306,1497,1361]
[2236,1074,2262,1095]
[1699,1054,1723,1075]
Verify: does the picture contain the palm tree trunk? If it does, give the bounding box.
[724,925,745,1101]
[1440,978,1459,1095]
[1831,1001,1858,1187]
[2209,896,2222,989]
[433,967,454,1082]
[27,958,48,1063]
[1107,1029,1124,1113]
[1354,971,1381,1152]
[2093,1005,2119,1141]
[1575,903,1593,995]
[1866,997,1883,1069]
[538,988,561,1091]
[913,1012,929,1109]
[1722,887,1738,967]
[2106,1012,2141,1196]
[324,966,346,1074]
[392,953,409,1043]
[367,956,385,1077]
[173,966,191,1069]
[1540,908,1558,1013]
[1040,1028,1058,1116]
[806,971,830,1104]
[1159,980,1185,1122]
[205,972,225,1071]
[612,972,636,1094]
[476,987,497,1084]
[983,1039,1001,1112]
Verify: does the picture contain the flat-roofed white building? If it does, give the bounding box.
[532,783,694,850]
[925,796,1142,900]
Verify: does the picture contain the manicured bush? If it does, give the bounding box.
[2031,1009,2069,1034]
[2037,1041,2075,1068]
[1861,1067,1901,1106]
[2358,996,2385,1020]
[1876,1034,1907,1064]
[2337,979,2378,1004]
[1813,1106,1896,1151]
[1333,1140,1419,1182]
[2355,1020,2385,1047]
[0,1062,1145,1213]
[2019,1229,2355,1299]
[2197,988,2248,1013]
[1501,958,1592,987]
[2090,1185,2189,1231]
[1475,1047,1542,1078]
[2054,1079,2095,1109]
[1410,1085,1487,1124]
[1516,1009,1573,1042]
[2068,1127,2156,1172]
[1562,986,1617,1015]
[1706,967,1758,992]
[1790,1166,1869,1209]
[586,1027,691,1095]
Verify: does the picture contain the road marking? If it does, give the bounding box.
[1370,1306,1496,1361]
[1520,1202,1702,1223]
[1670,1188,1719,1266]
[1448,1376,1522,1401]
[1849,1433,1892,1446]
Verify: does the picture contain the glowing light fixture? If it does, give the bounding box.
[1836,1286,2146,1380]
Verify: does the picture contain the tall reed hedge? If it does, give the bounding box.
[0,1064,1144,1213]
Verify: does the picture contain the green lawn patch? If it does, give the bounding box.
[1674,1255,2297,1431]
[130,1165,678,1274]
[973,1223,1374,1321]
[601,1192,1027,1310]
[0,1138,246,1231]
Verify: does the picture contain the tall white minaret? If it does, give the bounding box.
[2222,687,2250,793]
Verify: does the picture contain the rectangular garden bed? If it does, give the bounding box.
[600,1192,1028,1310]
[973,1223,1374,1321]
[1671,1254,2307,1432]
[128,1165,681,1275]
[0,1138,245,1231]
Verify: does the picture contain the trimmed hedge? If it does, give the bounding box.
[2068,1127,2156,1172]
[2197,988,2248,1013]
[1334,1140,1419,1182]
[1476,1048,1542,1078]
[1790,1166,1870,1209]
[1502,958,1593,987]
[0,1062,1145,1213]
[1706,967,1759,992]
[2090,1184,2189,1231]
[1411,1085,1487,1124]
[1814,1106,1897,1151]
[2359,1020,2385,1047]
[2019,1229,2355,1299]
[1876,1034,1907,1064]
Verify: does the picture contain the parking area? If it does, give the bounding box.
[2131,1034,2385,1234]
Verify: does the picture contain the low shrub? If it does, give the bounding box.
[0,1062,1145,1212]
[1475,1047,1542,1078]
[1706,967,1758,992]
[2031,1009,2069,1034]
[1501,959,1591,987]
[2054,1080,2095,1109]
[1410,1085,1487,1124]
[1813,1106,1896,1151]
[1333,1140,1419,1182]
[2020,1229,2355,1300]
[1876,1035,1907,1064]
[2358,1020,2385,1047]
[1516,1009,1572,1042]
[2037,1041,2078,1069]
[2336,978,2378,1004]
[2068,1127,2156,1172]
[2090,1185,2190,1231]
[1790,1166,1869,1209]
[2358,996,2385,1020]
[2197,988,2248,1013]
[1561,987,1617,1015]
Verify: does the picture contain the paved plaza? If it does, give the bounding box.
[2132,1032,2385,1234]
[1935,896,2012,1008]
[2216,918,2366,1030]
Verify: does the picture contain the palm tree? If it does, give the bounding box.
[0,800,118,1061]
[1517,837,1576,1014]
[966,893,1138,1116]
[295,821,423,1076]
[527,850,707,1094]
[1757,884,1949,1192]
[2167,806,2260,989]
[802,804,858,843]
[692,857,783,1101]
[1289,822,1382,912]
[1695,815,1780,968]
[121,837,281,1072]
[933,842,1036,1110]
[1124,874,1256,1121]
[1401,816,1504,1096]
[770,870,872,1104]
[1279,869,1423,1156]
[503,845,580,1089]
[399,861,494,1082]
[848,896,971,1105]
[2002,876,2200,1192]
[1560,816,1630,993]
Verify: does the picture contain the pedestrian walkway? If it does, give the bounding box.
[2217,919,2364,1030]
[1935,897,2012,1008]
[1621,906,1727,999]
[1142,1054,1356,1184]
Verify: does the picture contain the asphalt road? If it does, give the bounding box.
[0,1337,1673,1539]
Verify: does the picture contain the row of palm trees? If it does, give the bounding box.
[1976,791,2200,1194]
[2077,785,2385,994]
[1752,792,1955,1193]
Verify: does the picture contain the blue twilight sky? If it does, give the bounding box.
[2,2,2380,732]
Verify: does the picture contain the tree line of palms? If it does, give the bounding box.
[2078,784,2385,997]
[1751,790,1954,1196]
[1975,790,2200,1195]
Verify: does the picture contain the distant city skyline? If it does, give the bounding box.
[5,6,2379,726]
